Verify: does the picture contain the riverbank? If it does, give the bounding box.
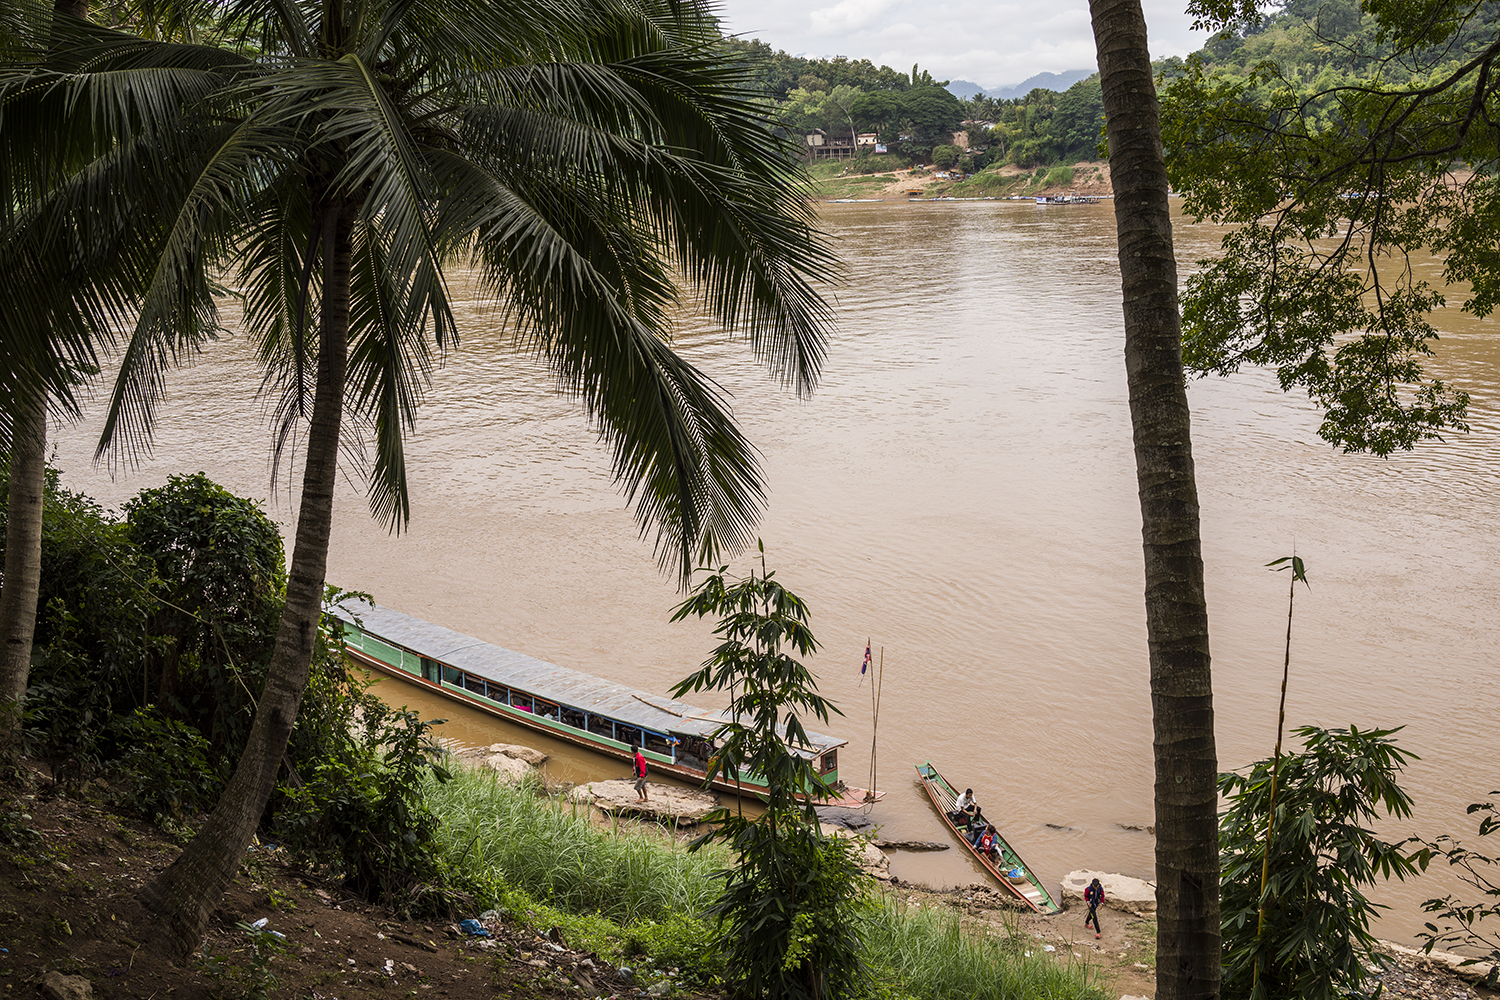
[807,159,1113,201]
[7,760,1495,1000]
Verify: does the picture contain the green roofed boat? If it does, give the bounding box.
[331,600,882,807]
[915,761,1062,914]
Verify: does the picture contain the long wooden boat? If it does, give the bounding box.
[914,761,1062,913]
[331,600,882,807]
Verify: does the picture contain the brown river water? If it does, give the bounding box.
[47,199,1500,947]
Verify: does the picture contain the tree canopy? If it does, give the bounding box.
[1161,0,1494,453]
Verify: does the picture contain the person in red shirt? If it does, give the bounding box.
[632,746,649,802]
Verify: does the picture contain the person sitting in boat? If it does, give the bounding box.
[971,823,998,859]
[949,788,976,823]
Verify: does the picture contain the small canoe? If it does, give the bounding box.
[914,761,1062,914]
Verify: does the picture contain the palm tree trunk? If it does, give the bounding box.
[0,392,46,749]
[139,204,354,960]
[0,0,88,755]
[1088,2,1221,998]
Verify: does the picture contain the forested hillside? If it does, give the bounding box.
[729,0,1461,172]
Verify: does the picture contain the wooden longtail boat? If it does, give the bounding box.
[914,761,1062,913]
[331,600,882,807]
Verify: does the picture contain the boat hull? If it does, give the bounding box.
[348,644,882,808]
[915,761,1062,914]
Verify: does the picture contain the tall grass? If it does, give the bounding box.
[425,766,725,923]
[867,898,1106,1000]
[1041,166,1076,188]
[425,766,1106,999]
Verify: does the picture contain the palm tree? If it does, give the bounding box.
[2,0,836,957]
[1088,0,1221,996]
[0,0,108,750]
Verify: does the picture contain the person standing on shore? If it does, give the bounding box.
[632,746,649,802]
[1084,878,1105,939]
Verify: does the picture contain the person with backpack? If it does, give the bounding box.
[1084,877,1105,939]
[632,745,649,802]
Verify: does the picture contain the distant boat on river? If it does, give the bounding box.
[334,600,882,807]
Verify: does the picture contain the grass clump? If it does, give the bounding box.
[865,899,1106,1000]
[1038,165,1075,189]
[945,171,1029,198]
[426,765,724,922]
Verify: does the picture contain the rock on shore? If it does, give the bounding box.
[568,780,720,824]
[455,743,548,782]
[1060,870,1157,914]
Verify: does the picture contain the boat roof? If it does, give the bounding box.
[330,600,848,756]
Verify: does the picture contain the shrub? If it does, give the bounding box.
[1043,165,1075,187]
[274,697,453,915]
[1219,725,1428,1000]
[671,551,866,1000]
[104,707,222,823]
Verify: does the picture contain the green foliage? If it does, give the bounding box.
[426,765,725,922]
[931,145,960,170]
[103,707,223,823]
[200,920,290,1000]
[1041,166,1075,188]
[1416,793,1500,979]
[421,755,1101,1000]
[1,468,161,762]
[671,549,865,1000]
[721,37,913,99]
[124,473,285,757]
[1161,0,1491,455]
[862,897,1103,1000]
[781,85,864,141]
[1219,725,1429,1000]
[273,666,454,915]
[0,469,290,772]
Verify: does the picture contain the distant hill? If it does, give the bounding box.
[945,79,989,99]
[985,69,1095,99]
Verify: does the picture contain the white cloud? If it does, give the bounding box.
[718,0,1210,89]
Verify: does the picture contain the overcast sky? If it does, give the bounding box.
[714,0,1211,91]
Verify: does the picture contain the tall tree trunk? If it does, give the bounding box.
[139,204,353,960]
[0,392,46,749]
[1088,2,1221,998]
[0,0,89,755]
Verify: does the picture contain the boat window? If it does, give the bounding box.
[560,707,585,729]
[820,749,838,773]
[489,684,509,704]
[643,731,672,758]
[586,715,615,740]
[617,725,641,749]
[442,664,461,684]
[463,674,486,696]
[421,657,440,681]
[676,736,715,770]
[511,693,534,712]
[534,699,559,720]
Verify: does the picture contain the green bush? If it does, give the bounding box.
[1219,725,1427,1000]
[274,695,453,915]
[104,707,222,823]
[1043,165,1075,187]
[931,144,960,170]
[671,556,866,1000]
[846,153,911,174]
